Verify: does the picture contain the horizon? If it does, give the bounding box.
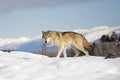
[0,0,120,38]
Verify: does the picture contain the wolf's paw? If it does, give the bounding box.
[86,54,90,57]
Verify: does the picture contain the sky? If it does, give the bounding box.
[0,0,120,38]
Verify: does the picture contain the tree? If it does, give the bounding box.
[110,32,117,42]
[100,35,107,42]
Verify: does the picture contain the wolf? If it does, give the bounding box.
[42,30,91,58]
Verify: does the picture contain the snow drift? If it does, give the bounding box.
[0,51,120,80]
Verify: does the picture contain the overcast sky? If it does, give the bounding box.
[0,0,120,38]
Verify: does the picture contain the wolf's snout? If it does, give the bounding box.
[45,41,47,43]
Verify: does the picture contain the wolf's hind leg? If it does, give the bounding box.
[74,43,89,57]
[78,46,89,56]
[71,46,80,57]
[83,49,89,56]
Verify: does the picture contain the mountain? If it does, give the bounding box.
[74,26,120,42]
[0,26,120,54]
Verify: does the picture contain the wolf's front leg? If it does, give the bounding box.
[56,46,64,58]
[63,48,67,58]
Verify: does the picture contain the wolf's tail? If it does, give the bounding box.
[83,37,91,49]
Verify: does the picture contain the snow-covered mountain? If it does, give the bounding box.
[74,26,120,42]
[0,26,120,53]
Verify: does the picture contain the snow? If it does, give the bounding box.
[0,51,120,80]
[0,37,30,51]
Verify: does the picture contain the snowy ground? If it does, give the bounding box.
[0,51,120,80]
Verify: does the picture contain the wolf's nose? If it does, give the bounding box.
[45,41,47,43]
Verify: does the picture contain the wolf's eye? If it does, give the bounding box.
[45,34,49,37]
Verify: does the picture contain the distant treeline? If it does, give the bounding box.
[89,31,120,59]
[100,32,120,42]
[0,49,15,53]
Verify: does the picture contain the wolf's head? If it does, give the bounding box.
[42,31,52,43]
